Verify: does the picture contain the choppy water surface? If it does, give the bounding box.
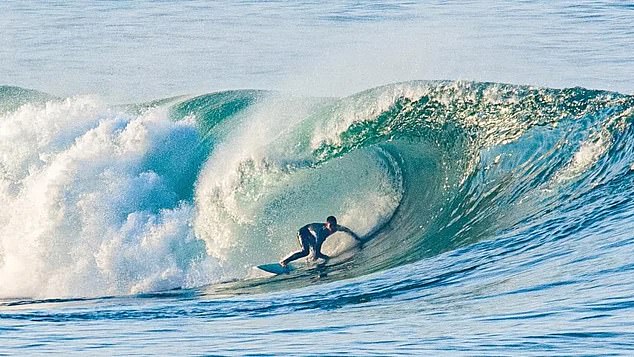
[1,1,634,355]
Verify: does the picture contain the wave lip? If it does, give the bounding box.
[0,85,53,114]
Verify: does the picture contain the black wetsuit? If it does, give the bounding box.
[281,223,334,265]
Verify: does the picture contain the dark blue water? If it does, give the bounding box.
[1,1,634,355]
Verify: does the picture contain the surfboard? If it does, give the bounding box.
[256,237,367,276]
[257,263,295,275]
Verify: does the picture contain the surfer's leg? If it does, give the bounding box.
[280,249,309,266]
[314,239,330,261]
[281,232,311,266]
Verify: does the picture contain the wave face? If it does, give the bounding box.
[1,81,633,298]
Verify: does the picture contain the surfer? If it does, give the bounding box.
[280,216,363,267]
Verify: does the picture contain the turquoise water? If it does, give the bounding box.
[1,1,634,355]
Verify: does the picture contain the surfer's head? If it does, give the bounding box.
[326,215,337,231]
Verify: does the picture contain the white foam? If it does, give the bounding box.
[553,129,611,185]
[0,98,218,298]
[0,94,404,298]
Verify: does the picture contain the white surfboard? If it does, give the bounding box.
[256,262,295,275]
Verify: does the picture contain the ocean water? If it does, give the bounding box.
[1,1,634,356]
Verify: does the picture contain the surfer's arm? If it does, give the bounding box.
[337,225,363,241]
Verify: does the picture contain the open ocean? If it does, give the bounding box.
[1,1,634,355]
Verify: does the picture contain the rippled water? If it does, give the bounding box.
[1,1,632,101]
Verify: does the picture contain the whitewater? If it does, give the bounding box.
[2,1,634,355]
